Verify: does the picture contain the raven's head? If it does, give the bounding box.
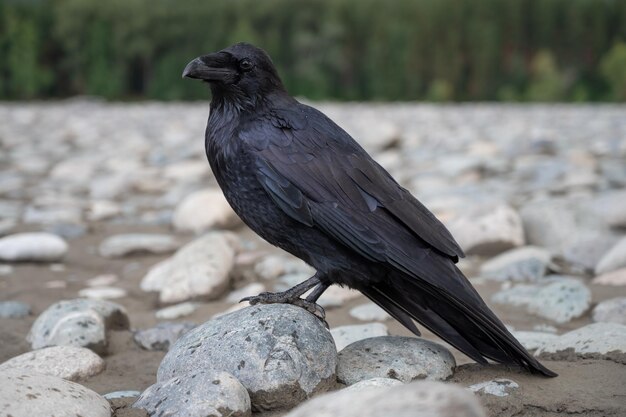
[183,43,285,106]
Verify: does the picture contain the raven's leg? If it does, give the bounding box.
[240,274,327,318]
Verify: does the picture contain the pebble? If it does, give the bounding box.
[87,200,122,221]
[0,232,68,262]
[86,274,119,287]
[0,300,31,318]
[592,267,626,286]
[98,233,181,258]
[103,390,142,400]
[492,276,591,323]
[519,199,581,250]
[133,322,196,351]
[536,322,626,361]
[331,323,389,351]
[592,297,626,325]
[172,188,241,233]
[595,237,626,274]
[349,303,390,321]
[511,331,559,352]
[342,377,403,392]
[78,286,128,300]
[448,204,524,255]
[318,285,362,308]
[141,232,237,303]
[0,345,105,381]
[155,301,198,319]
[283,380,486,417]
[254,255,315,281]
[27,298,130,354]
[468,379,519,397]
[157,304,337,411]
[0,368,112,417]
[226,282,266,303]
[134,370,251,417]
[561,235,620,271]
[480,246,552,282]
[337,336,456,385]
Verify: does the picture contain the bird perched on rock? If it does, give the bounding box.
[183,42,556,377]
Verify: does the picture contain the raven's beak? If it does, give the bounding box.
[182,54,236,82]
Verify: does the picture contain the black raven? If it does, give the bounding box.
[183,43,556,377]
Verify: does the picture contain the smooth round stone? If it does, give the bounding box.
[511,331,559,352]
[342,377,403,392]
[0,300,31,318]
[0,369,111,417]
[592,268,626,286]
[134,370,251,417]
[536,322,626,361]
[103,390,141,400]
[226,283,266,303]
[0,345,105,381]
[592,297,626,325]
[0,232,68,262]
[98,233,181,258]
[331,323,389,352]
[172,188,241,233]
[158,304,337,411]
[349,303,390,321]
[78,286,128,300]
[469,379,519,397]
[133,322,196,351]
[596,237,626,274]
[337,336,456,385]
[480,246,552,282]
[155,302,198,319]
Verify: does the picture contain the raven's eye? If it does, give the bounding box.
[240,59,254,72]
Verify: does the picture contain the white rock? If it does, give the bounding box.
[98,233,180,258]
[349,303,390,321]
[23,205,83,225]
[592,298,626,325]
[592,268,626,286]
[141,232,237,303]
[511,331,559,352]
[318,285,362,308]
[172,188,240,234]
[78,286,128,300]
[284,380,486,417]
[492,276,591,323]
[254,255,314,281]
[468,379,519,397]
[0,369,111,417]
[480,246,552,282]
[155,302,198,320]
[342,377,403,392]
[163,160,209,180]
[87,200,121,221]
[0,232,68,262]
[86,274,119,287]
[226,282,265,303]
[596,237,626,274]
[536,322,626,358]
[448,204,524,255]
[0,346,105,381]
[331,323,389,351]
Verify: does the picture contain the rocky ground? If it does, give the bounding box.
[0,101,625,417]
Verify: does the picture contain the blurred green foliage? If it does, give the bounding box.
[0,0,625,101]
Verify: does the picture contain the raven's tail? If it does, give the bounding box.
[359,270,557,377]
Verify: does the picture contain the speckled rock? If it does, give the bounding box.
[27,298,130,354]
[349,303,390,321]
[134,370,251,417]
[98,233,180,258]
[480,246,552,282]
[595,237,626,274]
[337,336,455,385]
[469,379,519,397]
[0,368,111,417]
[592,298,626,325]
[141,232,237,303]
[283,380,486,417]
[536,322,626,362]
[331,323,389,351]
[172,188,241,234]
[492,276,591,323]
[448,204,524,256]
[158,304,337,411]
[0,345,105,381]
[0,232,68,262]
[0,300,31,318]
[133,322,196,351]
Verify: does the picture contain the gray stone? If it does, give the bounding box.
[331,323,389,351]
[337,336,455,385]
[511,331,559,352]
[587,190,626,229]
[536,322,626,360]
[172,188,241,233]
[134,322,196,351]
[158,304,337,411]
[134,370,251,417]
[0,345,105,381]
[78,286,128,300]
[468,379,519,397]
[155,302,198,319]
[103,390,141,400]
[27,298,130,354]
[23,205,83,225]
[596,237,626,275]
[593,268,626,286]
[317,285,362,308]
[492,276,591,323]
[349,303,390,321]
[141,232,237,303]
[448,204,524,255]
[254,255,315,281]
[98,233,181,258]
[480,246,552,282]
[87,200,122,221]
[0,300,31,318]
[342,377,403,392]
[226,283,266,303]
[45,222,88,239]
[561,234,620,271]
[0,368,111,417]
[284,380,486,417]
[592,298,626,325]
[0,232,68,262]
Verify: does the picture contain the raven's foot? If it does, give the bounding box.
[240,291,326,320]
